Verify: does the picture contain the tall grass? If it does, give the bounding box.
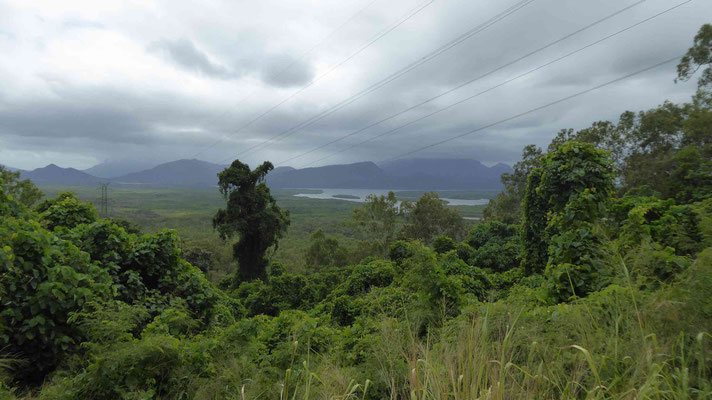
[262,293,711,400]
[369,308,710,399]
[215,249,712,400]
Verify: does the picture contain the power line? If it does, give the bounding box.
[222,0,437,159]
[241,0,538,155]
[297,0,691,167]
[266,0,383,87]
[384,55,682,162]
[181,0,382,160]
[228,0,537,161]
[190,0,435,159]
[282,0,658,165]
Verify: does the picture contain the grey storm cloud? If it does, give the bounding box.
[148,37,314,87]
[261,54,314,88]
[149,38,237,80]
[0,0,710,170]
[0,102,147,142]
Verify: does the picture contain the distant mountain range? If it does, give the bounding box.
[266,162,392,189]
[9,158,511,190]
[20,164,103,186]
[266,159,510,190]
[83,159,159,179]
[379,159,511,190]
[113,159,227,186]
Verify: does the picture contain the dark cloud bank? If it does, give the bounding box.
[0,0,709,170]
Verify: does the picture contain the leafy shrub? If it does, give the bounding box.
[0,185,29,220]
[36,192,98,230]
[0,217,112,380]
[71,334,190,399]
[439,251,490,299]
[652,204,702,255]
[388,240,413,264]
[69,301,150,346]
[616,196,703,256]
[630,244,690,286]
[455,242,475,262]
[0,190,224,384]
[342,260,396,296]
[142,304,200,338]
[0,166,42,207]
[237,273,318,317]
[401,192,465,242]
[544,263,595,303]
[108,218,143,235]
[693,198,712,247]
[329,295,362,326]
[432,235,456,254]
[465,222,520,272]
[466,221,518,248]
[402,243,476,318]
[182,247,215,273]
[470,240,520,272]
[305,229,349,270]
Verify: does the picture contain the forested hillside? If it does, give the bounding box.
[1,24,712,400]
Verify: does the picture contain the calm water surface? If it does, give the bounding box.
[293,188,490,206]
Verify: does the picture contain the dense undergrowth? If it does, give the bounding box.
[2,23,712,400]
[1,175,711,399]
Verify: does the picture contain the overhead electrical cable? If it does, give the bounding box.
[189,0,435,159]
[295,0,691,167]
[264,0,383,89]
[222,0,538,162]
[383,55,682,162]
[182,0,382,159]
[280,0,662,165]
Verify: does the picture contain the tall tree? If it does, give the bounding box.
[520,168,547,275]
[401,192,465,243]
[549,122,626,172]
[545,97,710,202]
[521,141,615,299]
[213,160,290,284]
[350,191,401,257]
[483,144,542,223]
[616,24,712,199]
[677,23,712,90]
[305,229,348,269]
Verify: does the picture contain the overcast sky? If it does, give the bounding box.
[0,0,710,170]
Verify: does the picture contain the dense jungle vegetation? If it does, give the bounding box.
[1,24,712,400]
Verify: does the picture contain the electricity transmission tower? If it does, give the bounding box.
[98,182,110,218]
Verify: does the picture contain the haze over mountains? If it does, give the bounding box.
[115,160,227,187]
[380,159,511,190]
[266,159,510,190]
[83,159,160,179]
[7,158,511,190]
